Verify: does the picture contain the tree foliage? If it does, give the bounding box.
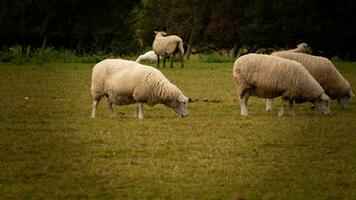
[1,0,356,59]
[0,0,141,55]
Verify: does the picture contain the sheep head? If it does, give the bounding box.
[297,42,312,53]
[297,43,308,49]
[313,93,331,115]
[154,31,167,37]
[337,89,354,108]
[164,94,189,117]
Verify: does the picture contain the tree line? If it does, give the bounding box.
[1,0,356,60]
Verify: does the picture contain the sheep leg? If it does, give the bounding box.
[266,99,273,111]
[136,102,144,119]
[240,92,250,116]
[106,98,116,118]
[163,55,166,68]
[278,98,288,117]
[169,53,174,68]
[288,99,296,116]
[91,98,101,118]
[157,55,160,68]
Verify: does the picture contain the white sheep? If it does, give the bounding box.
[233,54,331,116]
[152,31,184,68]
[266,52,354,110]
[91,59,189,119]
[136,50,159,63]
[287,43,309,53]
[273,43,310,54]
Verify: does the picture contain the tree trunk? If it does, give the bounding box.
[26,45,31,56]
[185,31,193,60]
[233,44,239,57]
[39,35,48,56]
[185,43,191,60]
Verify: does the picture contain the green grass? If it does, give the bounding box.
[0,60,355,199]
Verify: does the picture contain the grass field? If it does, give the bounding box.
[0,59,355,199]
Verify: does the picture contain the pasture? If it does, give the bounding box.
[0,60,355,199]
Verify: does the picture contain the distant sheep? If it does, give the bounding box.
[274,43,310,54]
[267,52,354,110]
[233,54,330,116]
[136,50,159,63]
[152,31,184,68]
[287,43,309,53]
[91,59,189,119]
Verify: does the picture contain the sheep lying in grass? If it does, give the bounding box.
[91,59,189,119]
[152,31,184,68]
[136,50,159,63]
[286,43,309,53]
[233,54,330,116]
[273,43,310,54]
[266,52,354,110]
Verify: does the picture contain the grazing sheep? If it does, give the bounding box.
[267,52,354,110]
[233,54,330,116]
[91,59,189,119]
[136,50,159,63]
[152,31,184,68]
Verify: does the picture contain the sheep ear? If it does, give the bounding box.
[321,94,330,101]
[154,31,158,34]
[350,90,354,97]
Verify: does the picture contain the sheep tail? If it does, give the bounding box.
[177,40,185,56]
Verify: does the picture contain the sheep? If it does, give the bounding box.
[233,53,331,116]
[266,52,354,110]
[273,43,310,54]
[91,59,189,119]
[286,43,309,53]
[136,50,159,63]
[152,31,184,68]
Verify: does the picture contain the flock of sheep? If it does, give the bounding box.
[90,31,353,119]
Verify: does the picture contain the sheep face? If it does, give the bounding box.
[165,95,188,117]
[154,31,167,37]
[313,94,331,115]
[338,96,350,108]
[337,90,353,108]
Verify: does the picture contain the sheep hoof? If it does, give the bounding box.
[134,114,144,119]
